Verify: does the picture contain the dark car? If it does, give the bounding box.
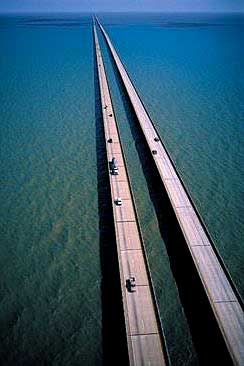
[126,277,136,292]
[110,157,118,175]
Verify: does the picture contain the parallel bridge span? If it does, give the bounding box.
[96,17,244,366]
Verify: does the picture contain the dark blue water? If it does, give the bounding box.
[0,13,243,365]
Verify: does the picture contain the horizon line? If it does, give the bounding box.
[0,10,243,15]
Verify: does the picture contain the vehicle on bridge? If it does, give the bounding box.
[110,157,118,175]
[126,277,136,292]
[115,197,122,206]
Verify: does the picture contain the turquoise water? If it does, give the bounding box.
[0,15,102,365]
[0,13,243,365]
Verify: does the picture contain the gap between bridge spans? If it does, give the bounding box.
[95,16,244,366]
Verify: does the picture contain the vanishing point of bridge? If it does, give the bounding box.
[94,23,169,366]
[94,17,244,366]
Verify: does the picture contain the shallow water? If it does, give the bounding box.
[0,13,243,365]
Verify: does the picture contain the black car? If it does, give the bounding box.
[126,277,136,292]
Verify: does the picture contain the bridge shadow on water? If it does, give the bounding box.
[104,44,233,366]
[93,43,129,366]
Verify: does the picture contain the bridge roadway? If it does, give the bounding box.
[94,24,168,366]
[96,18,244,366]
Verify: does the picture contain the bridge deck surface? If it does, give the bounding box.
[94,24,167,366]
[96,18,244,366]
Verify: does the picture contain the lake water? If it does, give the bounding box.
[0,13,243,365]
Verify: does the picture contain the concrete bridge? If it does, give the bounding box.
[95,17,244,366]
[94,23,169,366]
